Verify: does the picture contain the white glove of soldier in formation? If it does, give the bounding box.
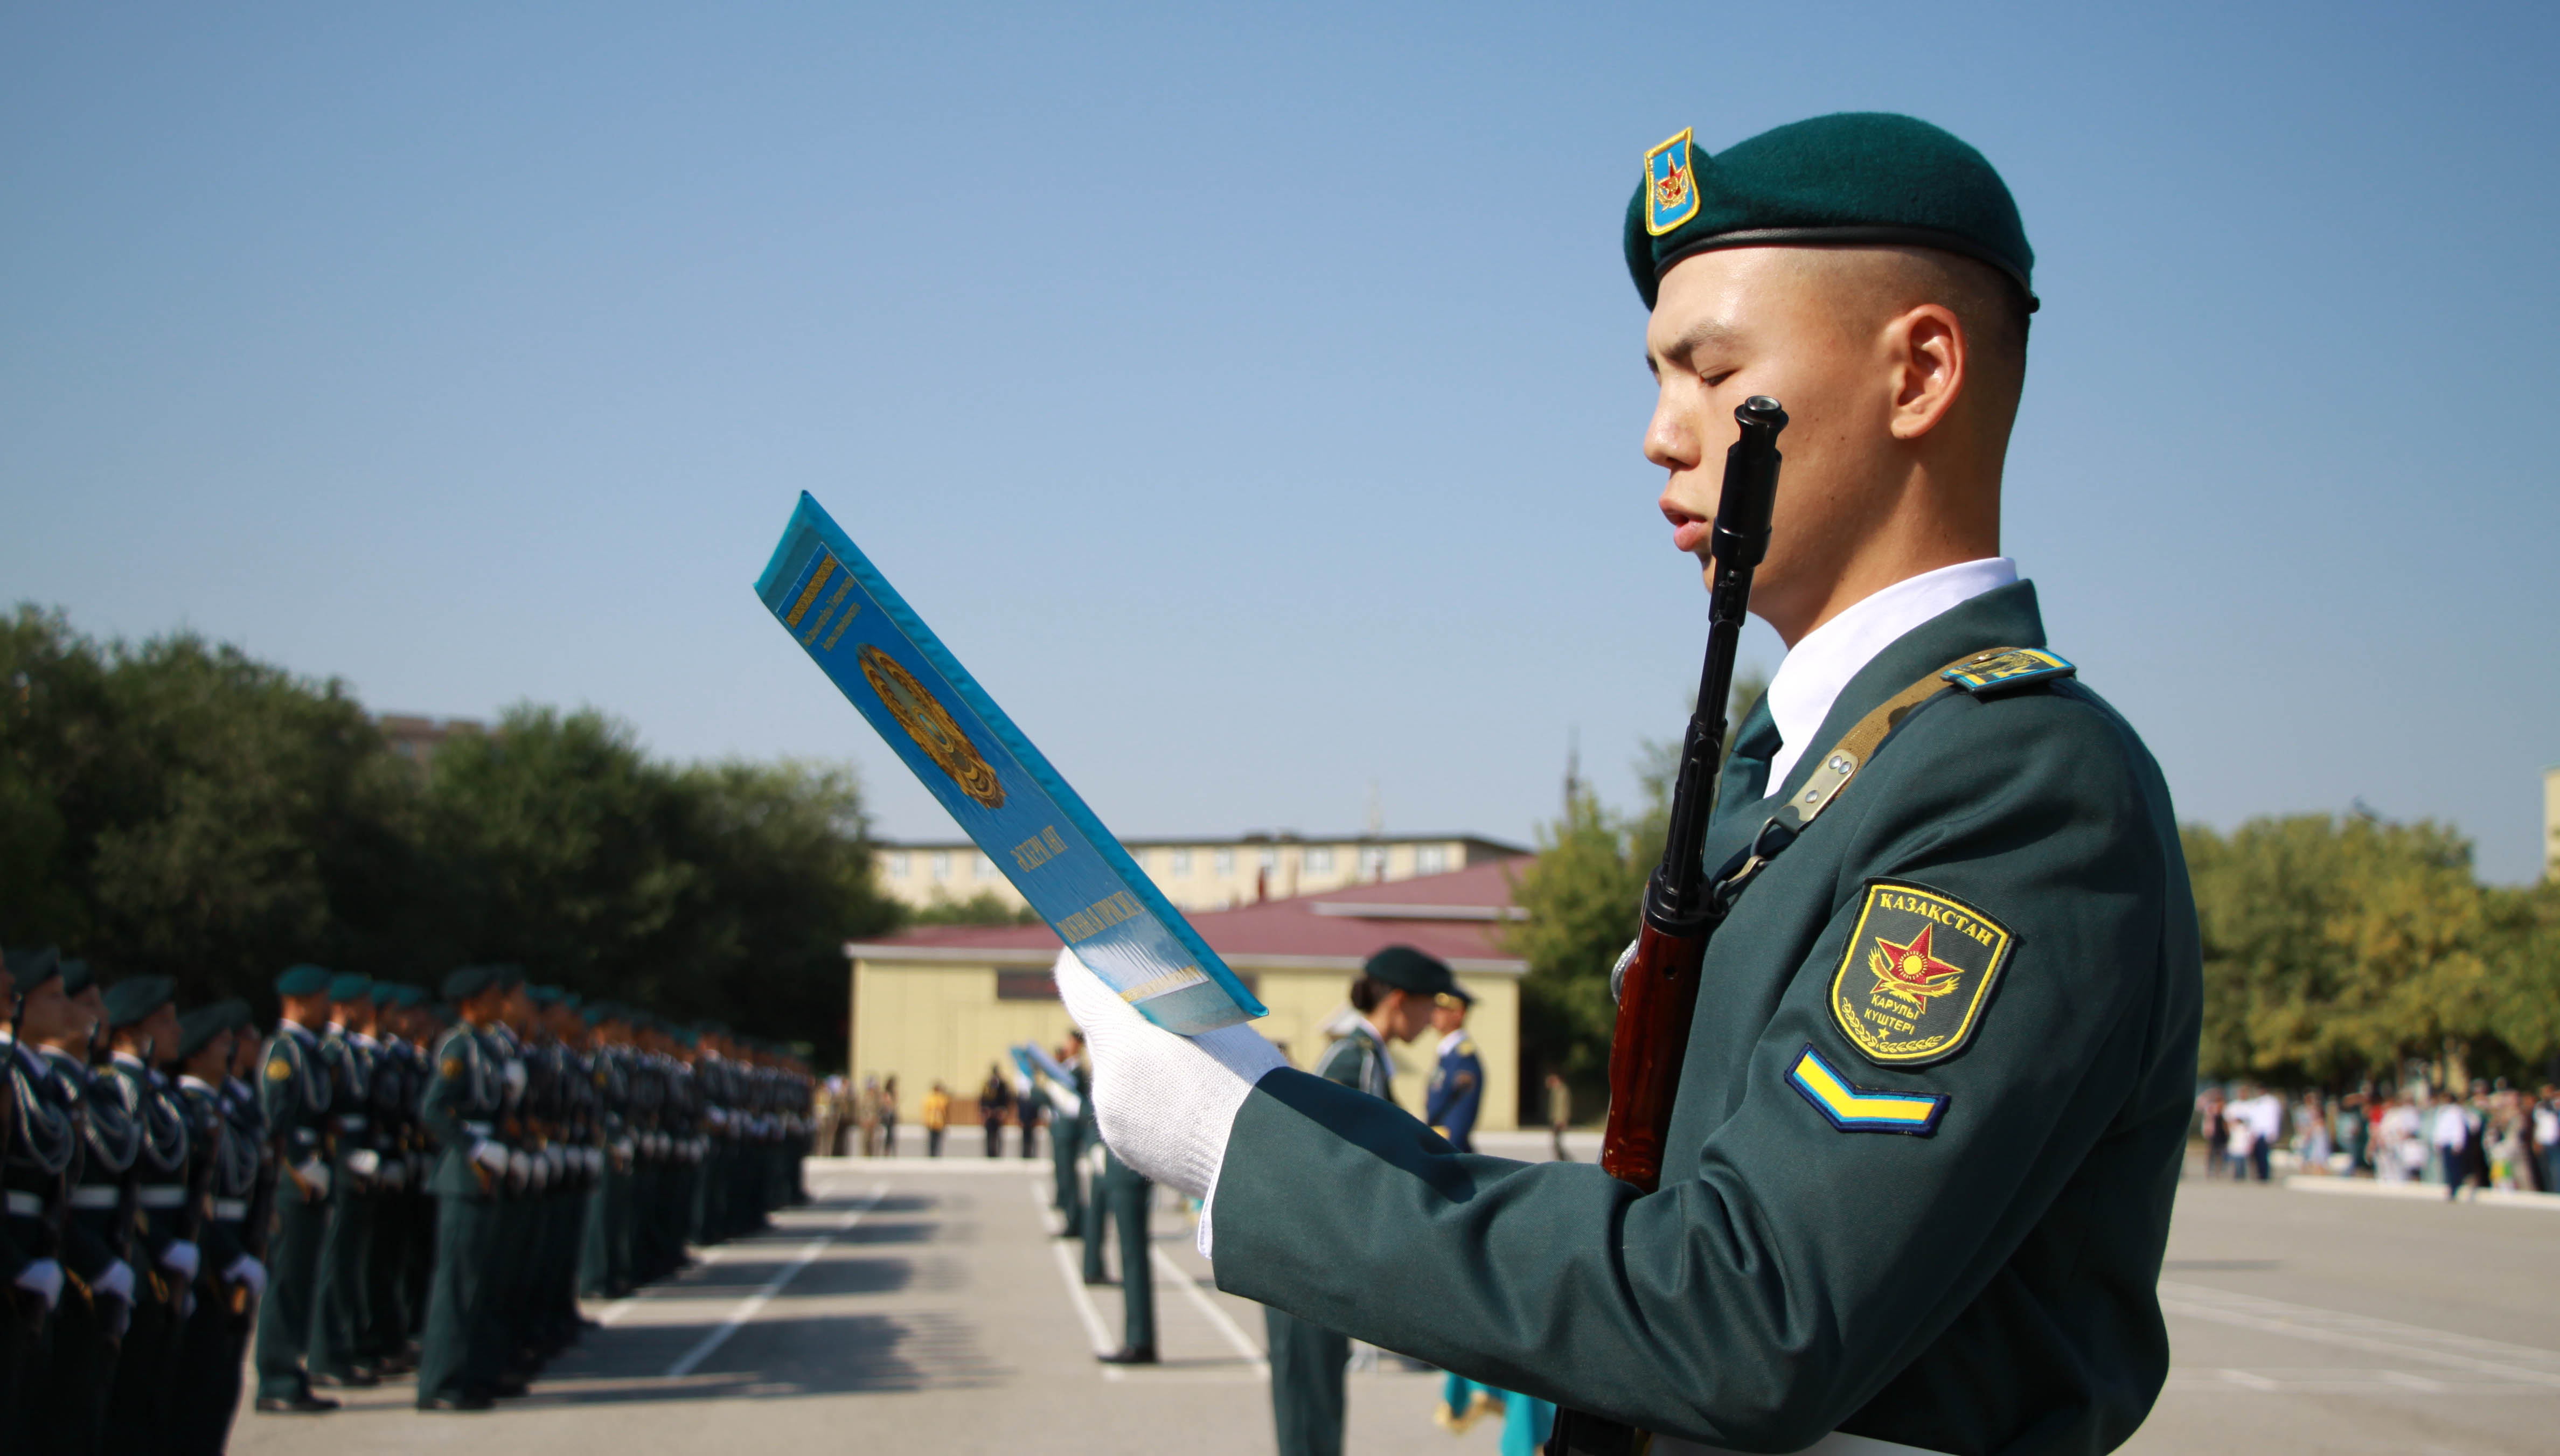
[471,1140,510,1179]
[291,1158,332,1201]
[224,1252,267,1300]
[1051,947,1287,1251]
[13,1258,63,1311]
[345,1148,381,1183]
[158,1239,201,1283]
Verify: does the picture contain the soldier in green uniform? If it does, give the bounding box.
[98,975,198,1452]
[1048,1033,1088,1239]
[415,965,514,1411]
[24,956,141,1452]
[308,971,380,1390]
[362,983,422,1376]
[1090,1141,1157,1366]
[1258,946,1453,1456]
[167,1003,263,1456]
[1,949,80,1454]
[1058,113,2202,1456]
[253,964,342,1413]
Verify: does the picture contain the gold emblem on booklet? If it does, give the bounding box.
[857,645,1005,809]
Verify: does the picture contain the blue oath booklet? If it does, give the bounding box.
[754,492,1268,1036]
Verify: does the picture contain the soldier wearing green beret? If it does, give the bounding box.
[359,983,423,1376]
[1057,113,2200,1456]
[253,963,343,1412]
[415,965,514,1410]
[162,1002,262,1454]
[97,975,197,1450]
[1,949,81,1452]
[1260,945,1456,1456]
[308,971,382,1390]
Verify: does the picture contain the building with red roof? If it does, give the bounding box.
[843,855,1533,1131]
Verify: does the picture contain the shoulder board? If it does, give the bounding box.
[1940,646,2075,697]
[1457,1039,1477,1057]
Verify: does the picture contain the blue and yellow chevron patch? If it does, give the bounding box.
[1786,1045,1948,1136]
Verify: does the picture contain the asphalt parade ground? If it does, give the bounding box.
[229,1142,2560,1456]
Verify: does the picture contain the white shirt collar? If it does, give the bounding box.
[179,1075,218,1093]
[1437,1029,1469,1058]
[1763,558,2019,790]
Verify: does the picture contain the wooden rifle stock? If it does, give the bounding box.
[1553,397,1786,1455]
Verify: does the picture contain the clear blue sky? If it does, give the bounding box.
[5,4,2556,881]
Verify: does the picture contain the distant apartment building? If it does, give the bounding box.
[375,714,485,774]
[2547,766,2559,881]
[874,831,1528,914]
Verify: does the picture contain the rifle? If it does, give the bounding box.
[1549,397,1786,1456]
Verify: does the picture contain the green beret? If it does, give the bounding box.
[492,964,525,991]
[442,965,498,1002]
[274,964,332,998]
[211,998,253,1033]
[393,984,427,1009]
[6,946,61,991]
[103,975,176,1028]
[327,972,373,1004]
[176,1005,233,1061]
[58,958,95,995]
[426,1002,453,1023]
[1362,944,1457,997]
[559,991,581,1009]
[1624,113,2034,312]
[527,984,560,1007]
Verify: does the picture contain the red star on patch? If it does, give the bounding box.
[1866,924,1965,1006]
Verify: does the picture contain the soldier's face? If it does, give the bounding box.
[1645,247,1966,645]
[17,978,75,1044]
[1431,1002,1465,1035]
[141,1002,182,1062]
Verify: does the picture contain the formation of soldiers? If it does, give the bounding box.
[0,947,816,1448]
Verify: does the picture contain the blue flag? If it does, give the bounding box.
[755,493,1267,1035]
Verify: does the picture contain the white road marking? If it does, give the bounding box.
[1149,1243,1268,1376]
[1035,1180,1127,1383]
[2159,1280,2560,1389]
[659,1183,887,1379]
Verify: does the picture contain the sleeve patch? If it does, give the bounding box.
[1787,1046,1948,1136]
[441,1057,464,1079]
[265,1058,292,1081]
[1828,878,2016,1067]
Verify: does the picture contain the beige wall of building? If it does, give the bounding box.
[874,834,1523,914]
[2547,766,2559,881]
[847,951,1523,1131]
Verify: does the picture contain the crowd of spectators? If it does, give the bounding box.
[2195,1080,2560,1199]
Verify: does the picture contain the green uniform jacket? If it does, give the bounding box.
[259,1024,331,1182]
[419,1025,501,1200]
[1212,584,2201,1455]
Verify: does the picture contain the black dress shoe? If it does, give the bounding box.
[255,1393,342,1413]
[1083,1276,1118,1287]
[418,1392,496,1412]
[492,1374,530,1398]
[1098,1344,1158,1365]
[310,1367,380,1389]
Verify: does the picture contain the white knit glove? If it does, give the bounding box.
[14,1258,62,1310]
[345,1148,381,1182]
[1052,948,1286,1255]
[158,1240,201,1281]
[471,1140,510,1176]
[291,1158,332,1201]
[94,1258,135,1306]
[224,1253,267,1299]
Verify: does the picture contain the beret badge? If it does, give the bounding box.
[1644,128,1700,236]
